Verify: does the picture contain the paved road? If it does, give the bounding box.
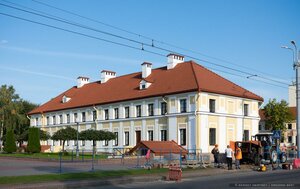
[0,157,136,176]
[90,169,300,189]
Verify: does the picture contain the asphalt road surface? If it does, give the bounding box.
[87,169,300,189]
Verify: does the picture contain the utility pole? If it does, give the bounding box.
[283,41,300,158]
[291,41,300,158]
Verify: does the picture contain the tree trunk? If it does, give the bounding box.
[62,140,65,152]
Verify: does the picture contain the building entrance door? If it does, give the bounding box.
[136,131,141,144]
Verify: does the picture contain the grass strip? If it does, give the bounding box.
[0,168,168,185]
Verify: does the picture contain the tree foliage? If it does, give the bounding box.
[79,129,116,146]
[3,129,17,153]
[17,129,50,143]
[0,85,38,149]
[264,99,293,131]
[51,126,78,152]
[27,127,41,153]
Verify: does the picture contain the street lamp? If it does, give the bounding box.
[282,41,300,158]
[75,118,79,157]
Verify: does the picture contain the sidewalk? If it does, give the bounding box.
[0,165,255,189]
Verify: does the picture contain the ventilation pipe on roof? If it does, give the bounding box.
[167,53,185,69]
[77,76,90,88]
[101,70,116,83]
[141,62,152,78]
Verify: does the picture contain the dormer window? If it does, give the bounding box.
[62,95,71,103]
[140,80,151,90]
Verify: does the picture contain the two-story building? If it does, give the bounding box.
[28,54,263,153]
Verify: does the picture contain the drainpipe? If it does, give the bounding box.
[92,106,98,130]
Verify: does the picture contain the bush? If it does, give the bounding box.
[3,129,17,153]
[27,127,41,153]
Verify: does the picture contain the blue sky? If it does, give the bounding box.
[0,0,299,105]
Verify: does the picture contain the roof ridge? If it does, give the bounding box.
[191,61,263,101]
[189,61,200,92]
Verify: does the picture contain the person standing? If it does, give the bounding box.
[225,145,233,170]
[235,145,242,169]
[211,144,220,168]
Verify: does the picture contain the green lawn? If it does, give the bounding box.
[0,152,108,160]
[0,169,169,185]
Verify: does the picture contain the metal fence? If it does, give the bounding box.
[56,148,210,173]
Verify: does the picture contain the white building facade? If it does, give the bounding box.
[29,54,263,153]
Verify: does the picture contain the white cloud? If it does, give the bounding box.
[0,45,139,64]
[0,40,8,44]
[0,66,74,81]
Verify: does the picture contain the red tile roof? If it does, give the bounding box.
[129,140,188,155]
[29,61,263,115]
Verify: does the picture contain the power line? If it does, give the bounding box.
[30,0,290,82]
[0,9,291,89]
[0,12,165,57]
[0,1,291,86]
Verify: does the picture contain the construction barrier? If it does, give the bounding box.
[168,165,182,181]
[293,158,300,169]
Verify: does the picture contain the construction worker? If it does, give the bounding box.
[211,144,220,168]
[235,144,242,169]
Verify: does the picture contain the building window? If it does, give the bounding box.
[288,136,292,143]
[244,104,249,116]
[161,102,167,115]
[179,128,186,146]
[93,110,97,121]
[114,108,119,119]
[82,140,85,146]
[67,140,70,146]
[209,128,216,146]
[35,118,38,126]
[82,112,86,122]
[141,84,146,89]
[74,113,78,122]
[66,114,70,124]
[161,130,167,141]
[52,140,55,146]
[46,116,49,126]
[124,131,129,146]
[104,109,109,120]
[288,123,292,130]
[148,130,153,141]
[180,99,187,113]
[209,99,216,113]
[125,106,130,118]
[113,132,118,146]
[53,116,56,125]
[136,105,141,117]
[148,104,154,116]
[104,140,109,146]
[243,130,249,141]
[59,115,63,124]
[259,124,262,131]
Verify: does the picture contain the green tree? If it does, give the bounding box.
[51,126,78,152]
[17,129,50,144]
[79,129,116,151]
[27,127,41,153]
[3,129,17,153]
[0,85,38,149]
[264,99,293,132]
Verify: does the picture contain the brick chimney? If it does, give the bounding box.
[167,53,185,69]
[101,70,116,83]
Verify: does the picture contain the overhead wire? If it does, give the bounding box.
[0,1,292,89]
[30,0,290,82]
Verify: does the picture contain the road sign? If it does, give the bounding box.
[273,130,281,139]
